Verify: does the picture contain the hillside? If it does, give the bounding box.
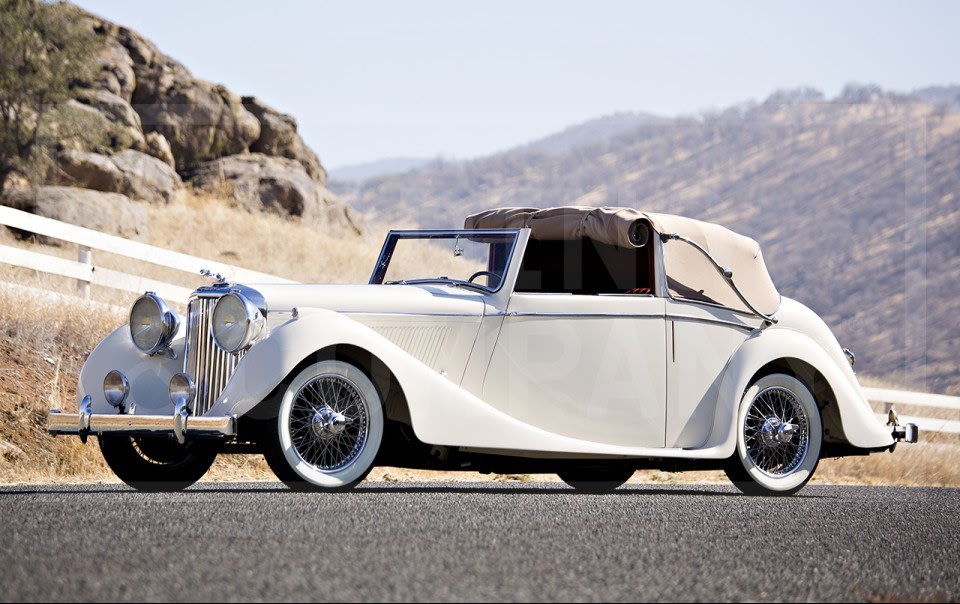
[343,87,960,395]
[520,111,668,154]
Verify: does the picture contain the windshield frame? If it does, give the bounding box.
[369,229,521,294]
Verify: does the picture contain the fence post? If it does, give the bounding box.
[77,245,91,300]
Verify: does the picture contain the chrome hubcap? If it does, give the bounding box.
[289,374,368,472]
[744,386,809,477]
[311,406,349,440]
[759,418,799,448]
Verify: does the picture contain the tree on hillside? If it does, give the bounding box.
[0,0,100,193]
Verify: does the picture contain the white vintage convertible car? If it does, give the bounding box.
[48,206,917,495]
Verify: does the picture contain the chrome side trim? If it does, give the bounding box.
[504,311,664,319]
[666,313,757,332]
[666,295,783,320]
[660,232,778,325]
[47,410,237,439]
[344,311,485,318]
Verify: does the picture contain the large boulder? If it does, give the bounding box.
[144,132,175,168]
[110,149,182,203]
[58,149,181,203]
[57,150,123,192]
[81,89,142,133]
[2,187,149,242]
[242,97,327,183]
[130,58,261,172]
[188,154,359,233]
[47,99,144,155]
[95,40,136,102]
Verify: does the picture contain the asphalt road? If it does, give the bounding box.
[1,482,957,602]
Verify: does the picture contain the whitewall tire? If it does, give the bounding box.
[267,360,383,490]
[725,373,822,496]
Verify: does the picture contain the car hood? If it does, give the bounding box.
[237,283,488,316]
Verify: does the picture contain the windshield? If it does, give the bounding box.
[370,230,519,292]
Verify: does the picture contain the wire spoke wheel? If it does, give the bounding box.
[289,374,370,472]
[726,373,822,496]
[268,360,384,490]
[744,386,809,477]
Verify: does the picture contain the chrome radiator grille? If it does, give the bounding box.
[185,295,244,416]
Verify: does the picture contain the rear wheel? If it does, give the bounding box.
[262,360,384,491]
[99,434,217,492]
[724,373,822,496]
[557,465,634,493]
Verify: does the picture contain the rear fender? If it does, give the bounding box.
[708,327,893,454]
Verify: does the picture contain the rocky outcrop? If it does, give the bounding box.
[132,77,262,173]
[189,154,359,233]
[6,8,360,239]
[242,97,327,183]
[58,149,181,204]
[3,187,148,241]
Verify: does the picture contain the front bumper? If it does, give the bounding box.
[47,395,237,443]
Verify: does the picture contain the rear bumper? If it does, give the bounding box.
[887,408,919,444]
[48,396,237,441]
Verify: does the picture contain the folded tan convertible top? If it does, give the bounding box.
[465,206,781,315]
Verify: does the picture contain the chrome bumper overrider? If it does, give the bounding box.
[887,409,919,444]
[47,395,237,443]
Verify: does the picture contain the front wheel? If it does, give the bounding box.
[99,435,217,492]
[262,360,384,491]
[724,373,822,496]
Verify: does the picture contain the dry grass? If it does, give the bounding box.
[0,191,957,487]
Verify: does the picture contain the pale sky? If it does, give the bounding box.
[72,1,960,170]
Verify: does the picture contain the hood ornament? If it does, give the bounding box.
[200,268,228,285]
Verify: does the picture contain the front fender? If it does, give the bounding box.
[708,327,893,453]
[78,325,186,414]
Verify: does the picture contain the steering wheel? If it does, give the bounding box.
[468,270,499,284]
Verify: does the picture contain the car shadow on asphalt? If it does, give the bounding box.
[0,483,832,498]
[347,485,832,498]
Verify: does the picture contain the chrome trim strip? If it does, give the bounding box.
[666,295,783,320]
[47,410,237,439]
[666,313,757,332]
[505,312,664,319]
[344,311,485,318]
[655,234,669,299]
[660,232,779,325]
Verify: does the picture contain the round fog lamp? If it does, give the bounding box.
[129,292,180,355]
[168,372,196,408]
[103,370,129,408]
[212,292,264,353]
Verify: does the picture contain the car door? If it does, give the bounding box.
[659,233,764,449]
[481,292,667,448]
[664,299,759,448]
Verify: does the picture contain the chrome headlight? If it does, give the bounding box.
[129,292,180,355]
[103,370,129,408]
[211,292,265,353]
[168,372,196,407]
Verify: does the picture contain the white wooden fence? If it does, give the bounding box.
[0,204,957,435]
[863,387,960,436]
[0,205,293,303]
